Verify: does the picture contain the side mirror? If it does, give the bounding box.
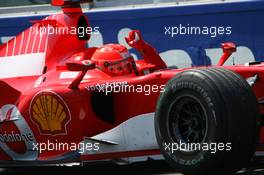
[66,60,95,89]
[221,42,237,54]
[51,0,64,6]
[66,60,95,71]
[217,42,237,66]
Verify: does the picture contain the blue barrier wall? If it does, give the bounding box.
[0,0,263,67]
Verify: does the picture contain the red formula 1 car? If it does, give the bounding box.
[0,0,264,175]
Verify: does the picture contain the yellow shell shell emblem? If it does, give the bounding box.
[30,92,71,135]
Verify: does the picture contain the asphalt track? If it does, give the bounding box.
[0,159,264,175]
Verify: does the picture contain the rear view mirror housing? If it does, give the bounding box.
[66,60,95,71]
[217,42,237,66]
[51,0,64,6]
[221,42,237,54]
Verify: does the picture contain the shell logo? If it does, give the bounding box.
[30,91,71,135]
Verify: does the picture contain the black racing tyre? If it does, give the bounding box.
[155,68,259,175]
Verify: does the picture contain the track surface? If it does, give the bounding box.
[1,159,264,175]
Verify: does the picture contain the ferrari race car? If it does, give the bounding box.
[0,0,264,175]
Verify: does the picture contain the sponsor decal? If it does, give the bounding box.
[0,131,34,143]
[0,104,38,160]
[59,72,79,79]
[30,91,71,136]
[5,107,14,121]
[82,60,92,66]
[34,76,43,88]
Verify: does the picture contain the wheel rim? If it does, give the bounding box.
[168,95,208,152]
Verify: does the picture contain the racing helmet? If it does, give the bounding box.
[91,44,137,76]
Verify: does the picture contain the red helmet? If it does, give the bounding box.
[91,44,137,76]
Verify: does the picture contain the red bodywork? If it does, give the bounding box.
[0,0,263,165]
